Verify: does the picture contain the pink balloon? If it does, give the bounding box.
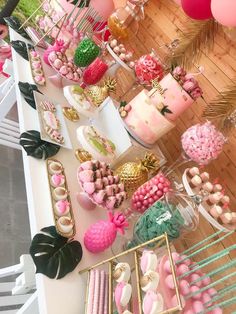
[211,0,236,27]
[181,0,213,20]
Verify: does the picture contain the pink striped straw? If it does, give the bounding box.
[98,270,106,314]
[92,270,100,314]
[87,269,95,314]
[104,274,109,314]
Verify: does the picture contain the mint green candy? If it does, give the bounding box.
[74,38,100,67]
[128,200,185,248]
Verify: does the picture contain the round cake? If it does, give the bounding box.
[123,89,175,146]
[63,86,97,118]
[76,126,116,163]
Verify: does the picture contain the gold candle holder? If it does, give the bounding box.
[80,233,182,314]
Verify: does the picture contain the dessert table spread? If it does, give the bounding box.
[10,28,115,314]
[9,28,166,314]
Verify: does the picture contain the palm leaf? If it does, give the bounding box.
[18,82,42,109]
[169,19,219,70]
[11,40,29,61]
[4,16,30,40]
[203,80,236,133]
[20,130,60,159]
[30,226,83,279]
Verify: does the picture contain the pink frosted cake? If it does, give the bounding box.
[150,73,194,121]
[121,67,203,146]
[123,89,175,146]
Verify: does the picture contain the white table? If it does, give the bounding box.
[10,28,166,314]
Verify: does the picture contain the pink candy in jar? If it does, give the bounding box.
[181,122,226,166]
[82,57,108,85]
[134,52,164,86]
[131,173,171,214]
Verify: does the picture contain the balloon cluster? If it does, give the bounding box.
[174,0,236,27]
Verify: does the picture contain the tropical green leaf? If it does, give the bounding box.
[11,40,28,60]
[20,130,60,159]
[120,101,127,108]
[30,226,83,279]
[4,16,30,40]
[18,82,42,109]
[161,105,173,115]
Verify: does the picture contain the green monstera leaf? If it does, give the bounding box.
[30,226,83,279]
[4,17,31,40]
[20,130,60,159]
[18,82,42,109]
[11,40,29,61]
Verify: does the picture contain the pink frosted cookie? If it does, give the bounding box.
[141,270,159,292]
[141,250,158,274]
[39,101,56,112]
[142,291,164,314]
[114,263,131,283]
[50,174,65,187]
[115,282,132,313]
[54,200,70,216]
[45,127,64,144]
[43,111,60,130]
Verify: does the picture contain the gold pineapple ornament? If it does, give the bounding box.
[115,153,160,196]
[84,77,117,107]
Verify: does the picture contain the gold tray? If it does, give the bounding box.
[46,158,76,238]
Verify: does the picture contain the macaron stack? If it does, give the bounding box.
[77,160,127,210]
[185,167,235,230]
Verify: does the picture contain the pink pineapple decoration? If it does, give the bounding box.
[84,212,128,253]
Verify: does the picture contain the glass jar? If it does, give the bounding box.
[126,191,199,249]
[108,0,147,42]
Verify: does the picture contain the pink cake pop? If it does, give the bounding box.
[115,282,132,313]
[179,280,191,295]
[192,300,204,313]
[181,122,226,165]
[190,286,202,300]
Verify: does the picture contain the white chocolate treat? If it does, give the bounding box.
[142,291,164,314]
[48,161,63,175]
[189,175,202,188]
[188,167,200,177]
[141,270,159,292]
[115,282,132,308]
[141,250,158,274]
[114,263,131,283]
[219,195,230,205]
[52,187,68,201]
[57,216,73,234]
[200,172,210,182]
[43,111,59,130]
[202,182,213,193]
[209,205,223,218]
[213,184,223,192]
[207,192,222,205]
[220,212,233,224]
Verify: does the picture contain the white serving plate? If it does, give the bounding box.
[182,169,230,232]
[34,91,72,149]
